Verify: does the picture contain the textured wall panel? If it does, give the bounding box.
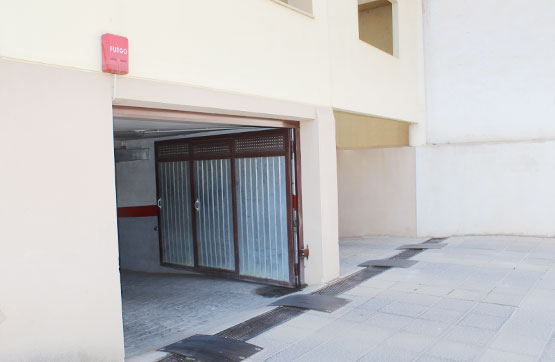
[158,161,194,266]
[194,159,235,270]
[236,157,289,281]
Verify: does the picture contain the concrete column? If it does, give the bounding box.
[299,107,340,284]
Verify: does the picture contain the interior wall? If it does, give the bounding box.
[334,110,409,149]
[337,147,416,237]
[416,140,555,237]
[114,138,188,274]
[358,3,393,55]
[0,59,124,362]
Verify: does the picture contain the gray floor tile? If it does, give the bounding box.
[419,308,465,323]
[366,312,420,330]
[402,318,451,337]
[479,348,538,362]
[358,346,418,362]
[459,312,508,331]
[443,325,497,346]
[433,298,476,312]
[379,301,429,318]
[489,332,548,358]
[426,340,485,361]
[472,303,516,318]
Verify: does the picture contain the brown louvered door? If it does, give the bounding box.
[156,129,297,287]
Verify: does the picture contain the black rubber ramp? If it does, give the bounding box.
[358,259,418,268]
[160,334,262,362]
[397,243,447,250]
[269,294,350,313]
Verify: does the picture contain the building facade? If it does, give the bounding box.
[0,0,553,361]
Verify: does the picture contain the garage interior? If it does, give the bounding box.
[112,108,304,358]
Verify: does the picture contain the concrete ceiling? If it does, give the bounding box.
[113,117,261,140]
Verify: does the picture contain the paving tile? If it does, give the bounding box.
[340,306,377,323]
[478,348,538,362]
[397,293,443,307]
[358,346,418,362]
[433,298,476,312]
[488,332,548,358]
[379,301,429,318]
[458,313,508,331]
[472,303,516,318]
[381,331,437,352]
[426,340,485,361]
[365,312,420,330]
[402,319,451,337]
[540,335,555,362]
[483,291,525,307]
[443,325,496,346]
[358,295,395,312]
[416,285,456,297]
[263,336,326,362]
[343,286,383,298]
[359,278,397,290]
[416,354,457,362]
[283,313,335,331]
[419,308,465,324]
[256,324,313,343]
[448,288,487,301]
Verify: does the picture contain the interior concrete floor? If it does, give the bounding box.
[120,271,286,359]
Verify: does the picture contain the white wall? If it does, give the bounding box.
[337,147,416,237]
[0,60,124,361]
[423,0,555,143]
[416,140,555,237]
[415,0,555,237]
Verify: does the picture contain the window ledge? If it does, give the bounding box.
[270,0,314,19]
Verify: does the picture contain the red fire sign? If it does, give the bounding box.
[101,33,129,75]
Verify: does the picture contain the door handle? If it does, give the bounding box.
[194,199,200,212]
[157,198,162,209]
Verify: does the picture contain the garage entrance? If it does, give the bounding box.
[112,106,305,357]
[156,129,298,286]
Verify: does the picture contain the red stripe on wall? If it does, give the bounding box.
[117,205,158,218]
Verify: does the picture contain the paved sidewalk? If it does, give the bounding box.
[245,236,555,362]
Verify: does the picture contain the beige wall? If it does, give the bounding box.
[358,3,394,55]
[337,147,416,237]
[328,0,426,143]
[0,0,426,141]
[335,110,409,149]
[0,60,124,361]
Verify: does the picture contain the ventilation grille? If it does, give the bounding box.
[158,143,189,159]
[235,134,285,154]
[194,143,231,155]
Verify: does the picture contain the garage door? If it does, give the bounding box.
[155,129,299,287]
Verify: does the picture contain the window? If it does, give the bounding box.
[358,0,397,56]
[272,0,313,16]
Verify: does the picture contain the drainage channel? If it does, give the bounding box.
[160,237,447,362]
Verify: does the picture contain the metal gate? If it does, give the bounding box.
[155,129,299,287]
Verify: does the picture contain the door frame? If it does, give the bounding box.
[154,128,305,287]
